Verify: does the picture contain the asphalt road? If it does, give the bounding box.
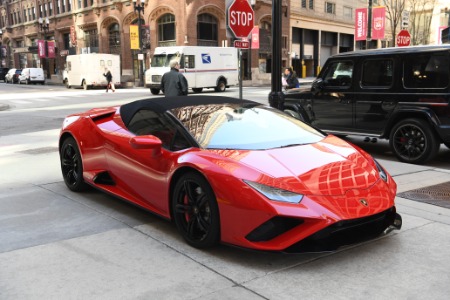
[1,83,450,299]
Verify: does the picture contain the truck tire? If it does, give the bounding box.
[215,80,226,92]
[389,118,439,164]
[150,88,160,95]
[192,88,203,93]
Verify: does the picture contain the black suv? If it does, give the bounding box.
[283,45,450,164]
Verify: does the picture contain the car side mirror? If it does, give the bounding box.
[311,78,324,95]
[130,135,162,156]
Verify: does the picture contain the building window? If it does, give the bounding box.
[85,28,98,49]
[108,23,121,55]
[197,13,218,46]
[49,3,53,16]
[309,0,314,9]
[343,6,353,20]
[23,9,27,22]
[68,0,72,11]
[325,2,335,15]
[158,14,176,46]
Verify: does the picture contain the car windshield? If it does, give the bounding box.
[170,104,325,150]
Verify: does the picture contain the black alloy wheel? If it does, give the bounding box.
[389,118,439,164]
[172,172,220,248]
[60,137,88,192]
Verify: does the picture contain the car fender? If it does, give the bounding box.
[384,105,440,138]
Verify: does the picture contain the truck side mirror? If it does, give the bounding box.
[311,78,324,95]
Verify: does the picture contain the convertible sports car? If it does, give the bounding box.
[59,96,402,252]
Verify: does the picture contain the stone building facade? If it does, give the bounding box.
[0,0,290,85]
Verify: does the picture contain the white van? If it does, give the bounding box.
[145,46,239,95]
[64,53,121,90]
[18,68,45,85]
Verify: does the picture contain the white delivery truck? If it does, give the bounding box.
[64,53,121,90]
[145,46,239,95]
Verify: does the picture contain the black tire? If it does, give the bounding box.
[150,88,160,95]
[215,80,226,92]
[389,118,439,164]
[65,80,71,89]
[172,172,220,248]
[444,142,450,149]
[60,137,89,192]
[192,88,203,93]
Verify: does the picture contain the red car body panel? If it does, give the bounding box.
[60,99,399,252]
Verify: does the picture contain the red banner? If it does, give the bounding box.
[47,41,55,58]
[372,7,386,40]
[38,40,46,58]
[355,8,368,41]
[251,26,259,49]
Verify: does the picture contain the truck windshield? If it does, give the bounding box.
[151,54,181,67]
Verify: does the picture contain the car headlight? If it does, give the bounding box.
[243,180,303,203]
[374,159,388,182]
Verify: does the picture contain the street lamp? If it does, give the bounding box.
[38,17,51,79]
[133,0,146,87]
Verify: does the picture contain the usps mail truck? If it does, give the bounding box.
[64,53,121,90]
[145,46,239,95]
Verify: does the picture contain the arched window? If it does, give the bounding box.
[197,13,218,46]
[158,14,176,47]
[108,23,121,54]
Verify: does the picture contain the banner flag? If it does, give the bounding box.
[372,7,386,40]
[130,25,140,50]
[355,8,368,41]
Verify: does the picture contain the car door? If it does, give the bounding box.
[105,110,191,216]
[354,57,396,134]
[309,60,354,133]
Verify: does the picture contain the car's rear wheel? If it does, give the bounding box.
[389,118,439,164]
[60,137,88,192]
[172,172,220,248]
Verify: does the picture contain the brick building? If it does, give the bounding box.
[0,0,290,85]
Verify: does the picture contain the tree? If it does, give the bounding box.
[407,0,437,45]
[380,0,407,46]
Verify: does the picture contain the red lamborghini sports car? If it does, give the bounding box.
[59,96,402,252]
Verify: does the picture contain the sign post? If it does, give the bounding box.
[227,0,254,99]
[397,30,411,47]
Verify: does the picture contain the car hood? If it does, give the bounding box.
[209,135,379,196]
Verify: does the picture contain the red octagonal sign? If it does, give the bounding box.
[397,30,411,47]
[228,0,254,38]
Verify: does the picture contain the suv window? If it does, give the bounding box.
[361,59,393,87]
[323,61,353,87]
[403,54,449,89]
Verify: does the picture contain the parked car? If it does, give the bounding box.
[18,67,45,85]
[59,96,402,252]
[5,68,22,84]
[283,45,450,164]
[0,67,9,82]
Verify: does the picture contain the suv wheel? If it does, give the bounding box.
[389,118,439,164]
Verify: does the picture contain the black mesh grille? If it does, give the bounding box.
[246,217,304,242]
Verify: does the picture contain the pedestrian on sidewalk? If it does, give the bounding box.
[103,68,115,92]
[160,60,188,97]
[283,67,300,90]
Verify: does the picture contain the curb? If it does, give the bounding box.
[0,104,10,111]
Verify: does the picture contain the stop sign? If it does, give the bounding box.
[397,30,411,47]
[228,0,254,38]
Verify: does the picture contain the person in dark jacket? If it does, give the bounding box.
[103,69,115,92]
[160,60,188,96]
[284,67,299,90]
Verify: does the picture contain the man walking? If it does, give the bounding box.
[160,60,188,96]
[103,68,115,92]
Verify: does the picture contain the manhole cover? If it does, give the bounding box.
[18,147,59,155]
[397,181,450,209]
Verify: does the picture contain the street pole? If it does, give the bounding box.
[268,0,284,110]
[133,0,146,87]
[39,17,50,79]
[366,0,373,50]
[0,29,3,66]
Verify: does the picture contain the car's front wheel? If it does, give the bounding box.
[389,118,439,164]
[60,137,88,192]
[172,172,220,248]
[150,88,160,95]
